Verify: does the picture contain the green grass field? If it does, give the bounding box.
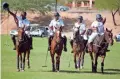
[1,35,120,79]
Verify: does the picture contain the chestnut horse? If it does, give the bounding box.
[88,28,113,73]
[72,28,86,70]
[50,29,64,72]
[16,28,31,71]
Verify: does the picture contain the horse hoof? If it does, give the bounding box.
[52,69,56,72]
[21,70,25,72]
[75,65,77,69]
[80,66,84,69]
[17,69,20,72]
[92,70,97,73]
[52,70,56,72]
[28,66,30,69]
[77,68,80,71]
[102,71,104,74]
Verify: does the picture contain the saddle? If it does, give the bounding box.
[92,34,108,55]
[74,35,84,44]
[93,34,104,47]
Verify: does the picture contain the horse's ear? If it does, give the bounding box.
[106,28,108,31]
[111,29,112,32]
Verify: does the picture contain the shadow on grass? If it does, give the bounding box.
[104,69,120,72]
[42,69,120,75]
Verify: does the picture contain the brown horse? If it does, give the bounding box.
[50,29,64,72]
[16,28,31,72]
[88,28,113,73]
[72,28,86,70]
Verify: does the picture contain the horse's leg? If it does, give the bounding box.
[74,53,77,69]
[80,51,85,69]
[89,52,94,72]
[93,53,98,73]
[101,56,105,73]
[27,50,30,69]
[17,53,20,72]
[19,53,22,71]
[50,53,55,72]
[78,52,82,70]
[22,52,26,71]
[56,54,61,72]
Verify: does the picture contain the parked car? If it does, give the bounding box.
[30,26,48,37]
[10,29,18,36]
[10,24,49,37]
[115,33,120,42]
[44,3,69,11]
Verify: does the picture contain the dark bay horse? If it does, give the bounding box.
[16,28,31,72]
[88,28,113,73]
[50,29,64,72]
[72,28,86,70]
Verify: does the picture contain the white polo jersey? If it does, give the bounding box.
[71,22,87,40]
[91,21,104,34]
[49,19,64,32]
[16,16,30,35]
[74,22,86,34]
[17,16,30,28]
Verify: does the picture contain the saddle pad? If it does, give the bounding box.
[93,34,104,47]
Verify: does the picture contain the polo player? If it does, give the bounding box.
[48,12,67,52]
[88,14,106,52]
[70,16,87,52]
[6,8,33,50]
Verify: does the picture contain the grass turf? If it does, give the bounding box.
[1,35,120,79]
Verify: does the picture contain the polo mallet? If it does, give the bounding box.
[42,48,49,67]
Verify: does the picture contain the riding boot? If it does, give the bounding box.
[29,36,33,49]
[88,43,93,52]
[63,36,67,52]
[70,40,73,53]
[48,36,53,51]
[11,35,16,50]
[84,40,88,53]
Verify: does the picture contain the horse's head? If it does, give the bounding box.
[73,27,79,39]
[104,28,114,46]
[54,28,63,45]
[55,27,62,37]
[18,28,24,41]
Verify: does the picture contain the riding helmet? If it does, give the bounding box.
[54,12,60,17]
[78,16,83,20]
[2,2,9,10]
[96,14,102,19]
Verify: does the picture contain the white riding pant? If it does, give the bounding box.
[48,30,65,37]
[70,34,88,40]
[88,32,98,43]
